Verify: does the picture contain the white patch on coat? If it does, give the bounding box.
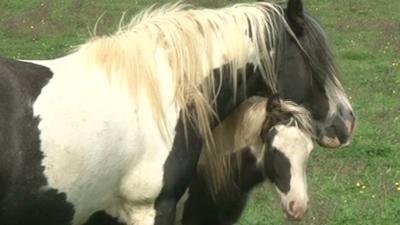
[31,45,179,225]
[271,125,313,211]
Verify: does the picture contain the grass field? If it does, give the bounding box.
[1,0,399,224]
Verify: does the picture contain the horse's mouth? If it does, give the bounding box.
[283,207,308,221]
[317,135,341,148]
[316,124,352,148]
[281,201,308,221]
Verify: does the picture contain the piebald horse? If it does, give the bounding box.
[178,95,313,224]
[0,0,355,225]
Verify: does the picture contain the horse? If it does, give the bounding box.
[177,95,314,224]
[0,0,355,225]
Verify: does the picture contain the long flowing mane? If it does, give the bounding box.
[76,2,291,147]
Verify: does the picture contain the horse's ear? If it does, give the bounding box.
[286,0,305,36]
[266,94,281,113]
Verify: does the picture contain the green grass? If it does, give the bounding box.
[1,0,399,224]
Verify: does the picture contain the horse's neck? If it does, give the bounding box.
[199,96,267,164]
[191,149,263,224]
[181,168,248,225]
[230,147,265,191]
[208,106,259,157]
[211,109,242,155]
[222,97,267,150]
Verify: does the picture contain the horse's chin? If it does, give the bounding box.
[316,123,354,148]
[281,203,308,221]
[284,211,306,221]
[316,110,356,149]
[316,135,342,148]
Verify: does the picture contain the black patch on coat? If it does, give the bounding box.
[83,211,124,225]
[0,57,74,225]
[181,148,264,225]
[264,128,291,194]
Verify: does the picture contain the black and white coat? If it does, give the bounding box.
[0,0,355,224]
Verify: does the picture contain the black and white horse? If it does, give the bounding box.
[178,96,313,224]
[0,0,355,225]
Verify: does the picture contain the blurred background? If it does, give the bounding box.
[0,0,399,224]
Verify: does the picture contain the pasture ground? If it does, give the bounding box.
[1,0,399,224]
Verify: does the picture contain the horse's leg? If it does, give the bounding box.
[154,113,203,225]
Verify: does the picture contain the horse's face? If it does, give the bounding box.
[277,0,356,148]
[260,95,313,220]
[264,125,313,221]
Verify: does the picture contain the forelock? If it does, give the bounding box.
[271,125,313,157]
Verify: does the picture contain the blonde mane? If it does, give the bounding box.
[76,1,290,143]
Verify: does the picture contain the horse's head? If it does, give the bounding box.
[273,0,356,148]
[261,95,313,220]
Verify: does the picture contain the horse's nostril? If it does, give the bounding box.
[338,106,344,117]
[289,201,295,212]
[350,110,355,119]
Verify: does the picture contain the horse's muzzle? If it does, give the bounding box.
[317,109,356,148]
[283,200,308,221]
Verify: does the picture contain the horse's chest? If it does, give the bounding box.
[33,68,178,224]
